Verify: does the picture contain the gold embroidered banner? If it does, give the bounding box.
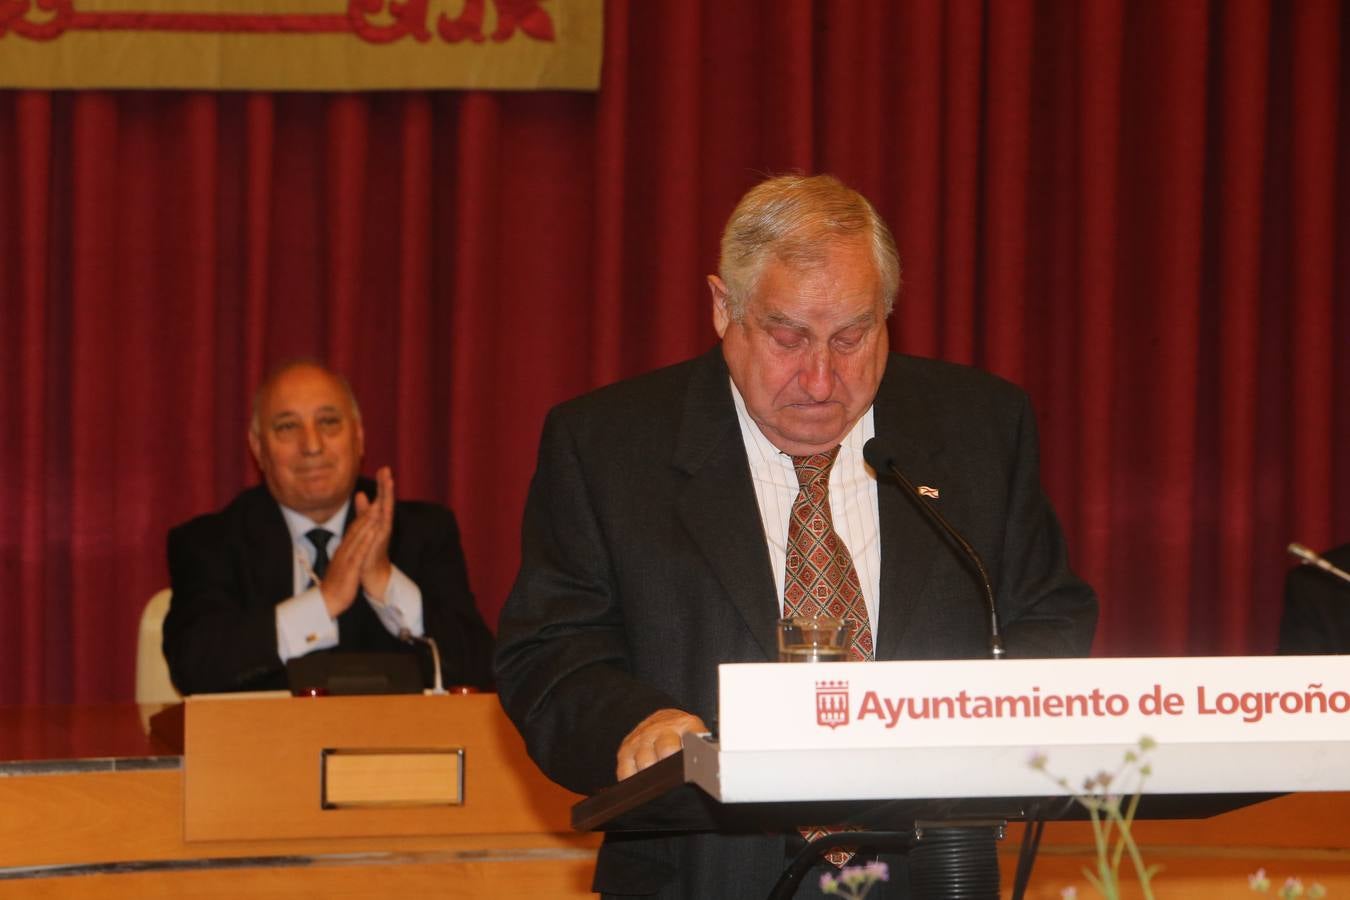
[0,0,602,90]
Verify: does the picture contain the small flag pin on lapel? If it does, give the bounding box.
[917,485,940,499]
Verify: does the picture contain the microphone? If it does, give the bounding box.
[379,599,447,695]
[863,438,1006,659]
[1287,543,1350,588]
[398,629,447,695]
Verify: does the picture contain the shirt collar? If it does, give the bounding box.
[278,499,351,544]
[728,378,875,462]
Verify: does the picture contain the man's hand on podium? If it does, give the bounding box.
[616,708,707,781]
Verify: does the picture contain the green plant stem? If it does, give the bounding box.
[1106,797,1154,900]
[1088,807,1119,900]
[1120,782,1155,899]
[1108,801,1127,878]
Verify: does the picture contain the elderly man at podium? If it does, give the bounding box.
[164,361,494,695]
[495,175,1098,898]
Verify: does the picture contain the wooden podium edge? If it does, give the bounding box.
[571,751,685,831]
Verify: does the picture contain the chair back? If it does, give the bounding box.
[136,588,182,705]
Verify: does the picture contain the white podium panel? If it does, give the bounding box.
[684,656,1350,803]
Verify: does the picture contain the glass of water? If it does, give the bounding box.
[777,616,854,662]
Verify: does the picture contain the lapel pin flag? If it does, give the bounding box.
[917,485,940,499]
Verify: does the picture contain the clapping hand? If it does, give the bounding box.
[318,466,395,617]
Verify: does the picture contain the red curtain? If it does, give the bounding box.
[2,0,1347,705]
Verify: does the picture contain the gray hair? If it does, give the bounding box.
[249,359,362,435]
[718,174,901,321]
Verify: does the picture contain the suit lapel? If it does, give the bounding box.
[346,478,377,534]
[672,349,781,661]
[872,357,958,659]
[242,486,298,606]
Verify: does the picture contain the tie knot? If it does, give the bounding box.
[790,446,841,489]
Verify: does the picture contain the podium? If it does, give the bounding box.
[0,693,599,898]
[573,656,1350,898]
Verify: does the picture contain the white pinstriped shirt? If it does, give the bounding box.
[729,380,882,634]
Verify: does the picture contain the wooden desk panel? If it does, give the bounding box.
[0,701,599,898]
[183,692,578,840]
[0,856,597,900]
[0,768,598,869]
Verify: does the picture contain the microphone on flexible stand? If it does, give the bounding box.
[862,438,1005,660]
[398,629,446,695]
[381,600,447,695]
[863,437,1006,899]
[1287,543,1350,588]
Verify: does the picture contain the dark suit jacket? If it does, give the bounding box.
[494,348,1097,897]
[165,478,494,695]
[1279,544,1350,654]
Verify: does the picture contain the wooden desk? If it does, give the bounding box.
[0,699,600,899]
[8,702,1347,898]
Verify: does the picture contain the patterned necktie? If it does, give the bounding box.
[306,528,333,584]
[782,448,874,661]
[783,448,872,867]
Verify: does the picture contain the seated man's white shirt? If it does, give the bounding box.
[731,379,882,634]
[274,500,425,663]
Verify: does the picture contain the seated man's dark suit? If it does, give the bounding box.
[1279,543,1350,654]
[165,477,493,694]
[494,348,1098,899]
